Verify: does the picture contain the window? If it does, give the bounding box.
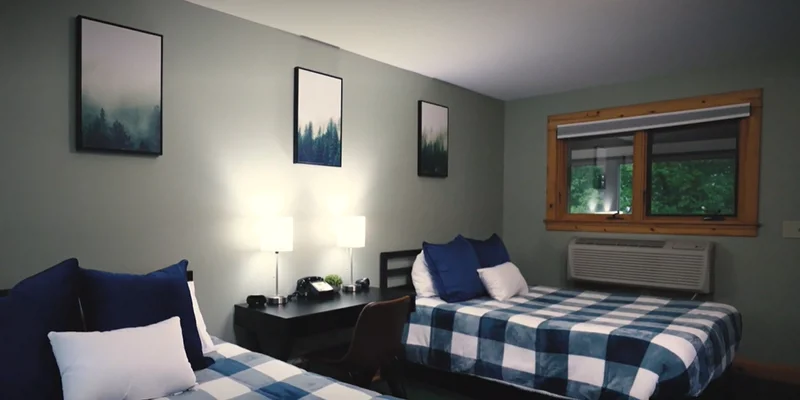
[545,89,762,237]
[648,121,738,216]
[567,134,633,214]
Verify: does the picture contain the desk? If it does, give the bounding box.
[233,287,415,361]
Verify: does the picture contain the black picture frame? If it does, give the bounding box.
[76,16,163,156]
[417,100,449,178]
[293,67,343,167]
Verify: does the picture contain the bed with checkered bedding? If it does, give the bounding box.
[157,338,399,400]
[403,286,741,400]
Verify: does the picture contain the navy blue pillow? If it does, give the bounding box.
[80,260,210,370]
[0,259,83,400]
[463,234,511,268]
[423,236,486,302]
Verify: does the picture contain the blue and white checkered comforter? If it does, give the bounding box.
[403,286,741,400]
[157,338,398,400]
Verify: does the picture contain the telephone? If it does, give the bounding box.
[295,276,335,298]
[355,277,370,290]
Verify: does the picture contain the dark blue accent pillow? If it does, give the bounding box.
[80,260,211,370]
[0,259,83,400]
[463,234,511,268]
[423,236,486,302]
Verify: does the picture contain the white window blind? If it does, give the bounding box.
[556,103,750,140]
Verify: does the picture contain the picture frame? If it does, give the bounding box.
[293,67,343,167]
[76,16,163,156]
[418,100,449,177]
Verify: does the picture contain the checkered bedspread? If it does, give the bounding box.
[157,338,398,400]
[403,286,741,400]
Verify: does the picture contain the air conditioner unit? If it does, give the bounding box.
[568,237,713,293]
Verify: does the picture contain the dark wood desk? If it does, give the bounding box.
[233,287,415,361]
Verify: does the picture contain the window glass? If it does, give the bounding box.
[648,120,739,216]
[567,134,634,214]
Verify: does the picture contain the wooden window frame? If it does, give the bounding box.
[545,89,762,237]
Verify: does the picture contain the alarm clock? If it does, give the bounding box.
[246,295,267,307]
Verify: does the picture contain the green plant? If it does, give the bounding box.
[324,274,342,287]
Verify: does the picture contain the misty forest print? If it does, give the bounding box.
[294,68,342,167]
[418,101,449,177]
[78,17,162,155]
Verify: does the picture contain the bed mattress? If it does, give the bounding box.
[403,286,741,400]
[159,338,399,400]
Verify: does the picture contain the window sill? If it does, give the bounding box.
[544,219,759,237]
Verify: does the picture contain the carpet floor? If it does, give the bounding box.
[370,371,799,399]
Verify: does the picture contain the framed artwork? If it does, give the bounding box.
[293,67,343,167]
[418,101,449,177]
[76,16,163,156]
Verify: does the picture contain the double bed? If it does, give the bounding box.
[160,338,396,400]
[0,270,398,400]
[380,249,742,400]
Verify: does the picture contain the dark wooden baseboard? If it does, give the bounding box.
[732,358,800,385]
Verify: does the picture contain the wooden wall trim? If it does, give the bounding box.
[547,89,763,128]
[545,220,758,237]
[544,89,762,238]
[545,128,558,221]
[631,131,647,221]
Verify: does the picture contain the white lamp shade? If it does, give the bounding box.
[337,216,366,248]
[261,217,293,252]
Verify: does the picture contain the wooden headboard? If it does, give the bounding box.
[379,249,420,290]
[0,270,194,298]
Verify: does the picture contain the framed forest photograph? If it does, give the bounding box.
[418,101,449,177]
[77,16,163,156]
[294,67,342,167]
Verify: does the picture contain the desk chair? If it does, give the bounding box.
[307,295,411,397]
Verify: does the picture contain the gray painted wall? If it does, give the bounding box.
[0,0,504,341]
[504,60,800,366]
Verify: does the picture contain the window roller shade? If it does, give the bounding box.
[557,103,750,139]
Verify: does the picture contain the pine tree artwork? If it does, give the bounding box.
[418,101,449,177]
[293,68,343,167]
[77,16,162,155]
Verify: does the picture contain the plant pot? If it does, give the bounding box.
[332,284,341,293]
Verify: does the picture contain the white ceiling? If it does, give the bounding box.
[186,0,800,100]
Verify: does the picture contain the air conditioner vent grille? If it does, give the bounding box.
[573,238,666,248]
[569,238,713,293]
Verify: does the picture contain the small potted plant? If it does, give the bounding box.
[324,274,343,293]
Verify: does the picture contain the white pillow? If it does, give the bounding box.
[48,317,196,400]
[188,281,216,354]
[477,262,529,301]
[411,251,438,297]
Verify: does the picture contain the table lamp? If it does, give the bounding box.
[337,216,366,293]
[261,217,293,305]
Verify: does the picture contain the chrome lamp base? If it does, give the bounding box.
[268,251,287,306]
[342,284,360,293]
[267,295,287,305]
